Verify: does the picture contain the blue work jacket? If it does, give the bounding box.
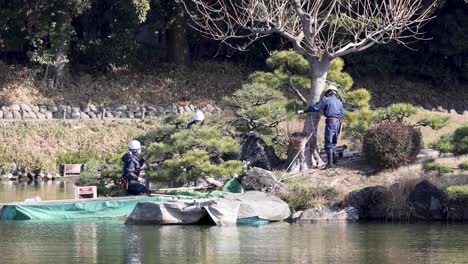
[304,95,344,119]
[122,152,145,182]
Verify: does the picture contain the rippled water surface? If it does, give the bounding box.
[1,181,468,263]
[0,221,467,264]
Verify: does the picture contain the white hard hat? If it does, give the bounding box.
[327,84,339,92]
[193,111,205,121]
[128,140,141,150]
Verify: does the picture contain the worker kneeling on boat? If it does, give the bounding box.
[122,140,148,195]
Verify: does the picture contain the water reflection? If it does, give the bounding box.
[1,220,468,263]
[0,180,76,203]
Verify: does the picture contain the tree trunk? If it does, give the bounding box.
[167,2,190,66]
[51,12,72,88]
[287,57,330,171]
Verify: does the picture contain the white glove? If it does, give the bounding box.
[297,110,304,114]
[138,177,146,184]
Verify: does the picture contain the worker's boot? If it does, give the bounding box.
[324,150,335,169]
[333,151,338,165]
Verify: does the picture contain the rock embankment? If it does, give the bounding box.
[0,103,222,121]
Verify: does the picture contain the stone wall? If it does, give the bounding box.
[0,103,222,120]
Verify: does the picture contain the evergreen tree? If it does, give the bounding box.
[145,123,242,184]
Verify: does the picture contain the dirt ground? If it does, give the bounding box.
[280,148,468,194]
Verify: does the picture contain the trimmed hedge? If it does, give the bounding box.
[363,121,422,170]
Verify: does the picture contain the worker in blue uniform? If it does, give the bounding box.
[187,111,206,129]
[122,140,148,195]
[298,84,343,169]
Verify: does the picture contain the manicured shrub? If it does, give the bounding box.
[363,121,422,169]
[146,126,243,183]
[422,159,454,175]
[75,159,126,197]
[432,125,468,155]
[432,133,455,154]
[375,103,418,122]
[452,125,468,155]
[416,114,450,130]
[446,185,468,203]
[458,161,468,170]
[223,82,288,136]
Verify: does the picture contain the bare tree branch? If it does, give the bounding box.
[182,0,437,60]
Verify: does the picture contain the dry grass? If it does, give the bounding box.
[0,119,161,173]
[407,110,468,147]
[0,62,247,106]
[380,168,444,220]
[356,74,468,111]
[280,183,343,211]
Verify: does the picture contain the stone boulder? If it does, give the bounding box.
[238,167,288,194]
[409,180,447,220]
[295,205,359,222]
[239,133,280,171]
[347,186,387,220]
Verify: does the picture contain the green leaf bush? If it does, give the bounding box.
[432,124,468,155]
[422,159,454,175]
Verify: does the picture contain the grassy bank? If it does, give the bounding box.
[281,148,468,219]
[0,120,160,174]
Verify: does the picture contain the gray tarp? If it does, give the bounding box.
[125,191,290,226]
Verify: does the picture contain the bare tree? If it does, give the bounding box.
[183,0,437,170]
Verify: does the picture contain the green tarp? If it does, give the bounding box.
[164,178,244,198]
[0,196,176,221]
[0,179,245,221]
[222,178,244,193]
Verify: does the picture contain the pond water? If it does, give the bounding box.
[1,181,468,263]
[0,180,76,203]
[0,221,467,264]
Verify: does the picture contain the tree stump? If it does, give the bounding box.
[286,133,324,172]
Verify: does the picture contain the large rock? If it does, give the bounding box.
[36,112,46,119]
[70,112,81,119]
[31,105,39,113]
[13,111,21,119]
[45,111,53,119]
[239,167,288,194]
[114,104,127,111]
[239,133,280,170]
[39,105,47,113]
[296,205,359,222]
[347,186,386,220]
[4,111,13,119]
[20,104,31,112]
[409,180,447,220]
